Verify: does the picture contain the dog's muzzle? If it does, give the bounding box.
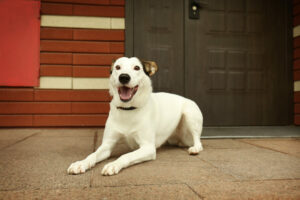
[118,73,138,102]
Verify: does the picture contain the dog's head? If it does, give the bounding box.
[109,57,158,108]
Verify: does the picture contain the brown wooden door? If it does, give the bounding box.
[126,0,292,126]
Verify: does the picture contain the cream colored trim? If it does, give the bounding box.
[41,15,124,29]
[293,26,300,38]
[295,81,300,92]
[39,77,72,89]
[111,18,125,29]
[73,78,109,89]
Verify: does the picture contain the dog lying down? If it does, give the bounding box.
[68,57,203,176]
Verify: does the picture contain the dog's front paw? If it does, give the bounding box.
[67,161,87,174]
[188,144,203,155]
[67,157,95,175]
[101,161,122,176]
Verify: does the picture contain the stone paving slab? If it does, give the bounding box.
[239,138,300,157]
[0,134,94,191]
[199,147,300,180]
[190,180,300,200]
[0,184,201,200]
[0,129,42,150]
[202,139,255,149]
[0,128,299,200]
[90,151,236,187]
[203,126,300,137]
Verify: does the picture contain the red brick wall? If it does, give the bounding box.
[294,0,300,125]
[0,0,124,127]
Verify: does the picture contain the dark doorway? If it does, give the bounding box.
[126,0,293,126]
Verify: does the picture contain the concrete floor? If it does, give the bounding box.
[0,128,299,200]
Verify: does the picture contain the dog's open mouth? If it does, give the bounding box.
[118,86,138,102]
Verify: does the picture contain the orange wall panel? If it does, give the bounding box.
[0,0,40,86]
[0,0,123,127]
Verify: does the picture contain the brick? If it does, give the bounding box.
[40,40,110,53]
[73,53,122,65]
[73,77,109,89]
[294,4,300,16]
[40,53,72,64]
[72,102,110,114]
[39,77,72,89]
[34,89,111,102]
[0,102,71,114]
[40,65,72,76]
[73,29,124,41]
[111,18,125,29]
[294,59,300,70]
[0,115,33,127]
[295,114,300,125]
[294,70,300,81]
[40,28,73,40]
[294,15,300,26]
[110,42,124,53]
[294,48,300,59]
[294,37,300,48]
[41,0,110,5]
[295,92,300,103]
[41,3,72,15]
[110,0,125,6]
[73,66,110,77]
[34,90,72,101]
[295,104,300,114]
[33,114,108,126]
[294,0,300,5]
[0,89,33,101]
[41,15,111,29]
[73,5,124,17]
[71,90,111,101]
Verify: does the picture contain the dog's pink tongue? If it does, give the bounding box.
[119,87,132,100]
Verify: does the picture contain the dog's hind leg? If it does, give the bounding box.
[179,99,203,155]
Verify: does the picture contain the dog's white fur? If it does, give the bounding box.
[68,57,203,176]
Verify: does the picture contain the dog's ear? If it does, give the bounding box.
[110,59,116,74]
[142,61,158,76]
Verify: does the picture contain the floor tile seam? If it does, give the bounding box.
[237,140,299,157]
[183,183,205,200]
[0,132,41,151]
[91,182,184,188]
[0,186,91,192]
[0,183,193,193]
[35,136,94,138]
[178,148,221,167]
[4,179,299,193]
[93,130,98,152]
[177,147,239,180]
[243,178,300,182]
[197,157,243,181]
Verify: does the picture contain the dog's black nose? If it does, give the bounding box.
[119,74,131,84]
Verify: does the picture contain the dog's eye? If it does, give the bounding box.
[134,66,140,71]
[116,65,121,70]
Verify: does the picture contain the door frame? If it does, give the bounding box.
[125,0,294,133]
[125,0,134,57]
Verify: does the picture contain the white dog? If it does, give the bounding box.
[68,57,203,176]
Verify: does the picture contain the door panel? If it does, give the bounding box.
[132,0,184,95]
[128,0,292,126]
[185,0,291,125]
